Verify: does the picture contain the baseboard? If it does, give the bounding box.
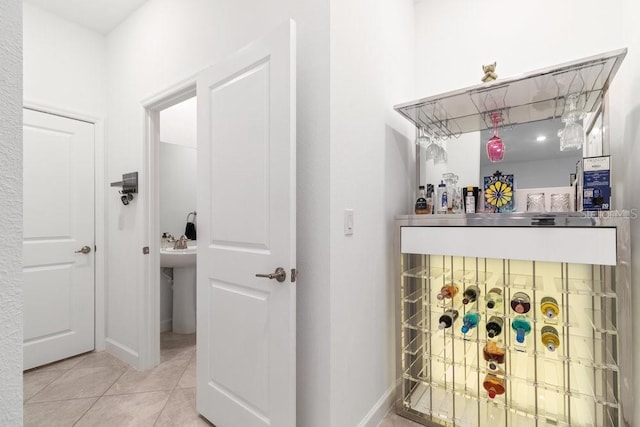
[160,318,172,333]
[357,379,399,427]
[105,338,139,368]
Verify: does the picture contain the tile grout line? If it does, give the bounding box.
[24,354,91,404]
[152,344,196,426]
[72,362,129,426]
[24,368,68,404]
[25,336,196,426]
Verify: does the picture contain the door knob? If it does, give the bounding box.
[75,246,92,254]
[255,267,286,283]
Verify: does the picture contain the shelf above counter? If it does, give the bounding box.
[394,48,627,137]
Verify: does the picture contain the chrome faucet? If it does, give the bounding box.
[174,235,189,250]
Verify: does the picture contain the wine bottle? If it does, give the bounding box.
[436,283,459,301]
[438,309,459,330]
[483,341,506,371]
[461,310,481,334]
[485,287,503,309]
[541,326,560,352]
[510,292,531,314]
[483,370,506,399]
[540,296,560,321]
[485,316,504,338]
[511,315,532,344]
[462,284,480,304]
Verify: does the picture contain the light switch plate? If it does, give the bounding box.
[344,209,354,235]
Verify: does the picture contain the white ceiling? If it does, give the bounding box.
[25,0,149,34]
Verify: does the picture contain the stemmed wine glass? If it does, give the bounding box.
[486,112,505,162]
[559,93,584,151]
[422,130,448,165]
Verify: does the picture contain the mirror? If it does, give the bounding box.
[422,118,582,191]
[479,118,581,188]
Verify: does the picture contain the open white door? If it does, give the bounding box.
[23,109,95,369]
[196,20,296,427]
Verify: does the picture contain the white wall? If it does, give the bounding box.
[159,97,198,238]
[415,0,639,423]
[104,0,331,424]
[23,3,107,116]
[160,97,197,148]
[329,0,415,425]
[0,0,23,423]
[159,143,197,238]
[414,0,624,97]
[616,1,640,425]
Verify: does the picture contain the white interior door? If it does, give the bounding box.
[23,109,95,370]
[196,20,296,427]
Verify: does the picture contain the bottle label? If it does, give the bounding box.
[465,195,475,213]
[415,198,427,211]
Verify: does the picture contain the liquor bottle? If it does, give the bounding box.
[415,185,429,214]
[511,315,532,344]
[540,296,560,321]
[438,309,459,330]
[485,287,503,310]
[461,310,481,334]
[436,181,447,214]
[425,184,434,215]
[462,284,480,304]
[485,316,504,338]
[483,341,506,371]
[483,370,506,399]
[436,283,459,301]
[510,292,531,314]
[451,176,463,213]
[541,326,560,352]
[464,186,476,214]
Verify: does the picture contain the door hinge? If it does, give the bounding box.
[291,268,297,283]
[142,246,150,255]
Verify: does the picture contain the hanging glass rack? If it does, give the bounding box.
[394,48,626,138]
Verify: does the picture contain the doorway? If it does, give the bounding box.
[141,21,297,426]
[141,83,197,369]
[22,106,106,370]
[158,97,198,341]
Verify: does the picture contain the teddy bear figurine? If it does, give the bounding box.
[482,62,498,83]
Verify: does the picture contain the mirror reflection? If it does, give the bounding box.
[479,118,581,188]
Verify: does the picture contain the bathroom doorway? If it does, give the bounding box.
[141,82,197,369]
[158,97,198,338]
[142,21,297,425]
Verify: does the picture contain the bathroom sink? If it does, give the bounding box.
[160,247,196,268]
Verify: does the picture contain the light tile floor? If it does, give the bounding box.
[24,332,210,427]
[24,332,420,426]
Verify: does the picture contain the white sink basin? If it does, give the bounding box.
[160,247,196,268]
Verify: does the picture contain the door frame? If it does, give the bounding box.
[139,73,201,369]
[22,100,107,353]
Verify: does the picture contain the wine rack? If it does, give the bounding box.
[395,217,631,427]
